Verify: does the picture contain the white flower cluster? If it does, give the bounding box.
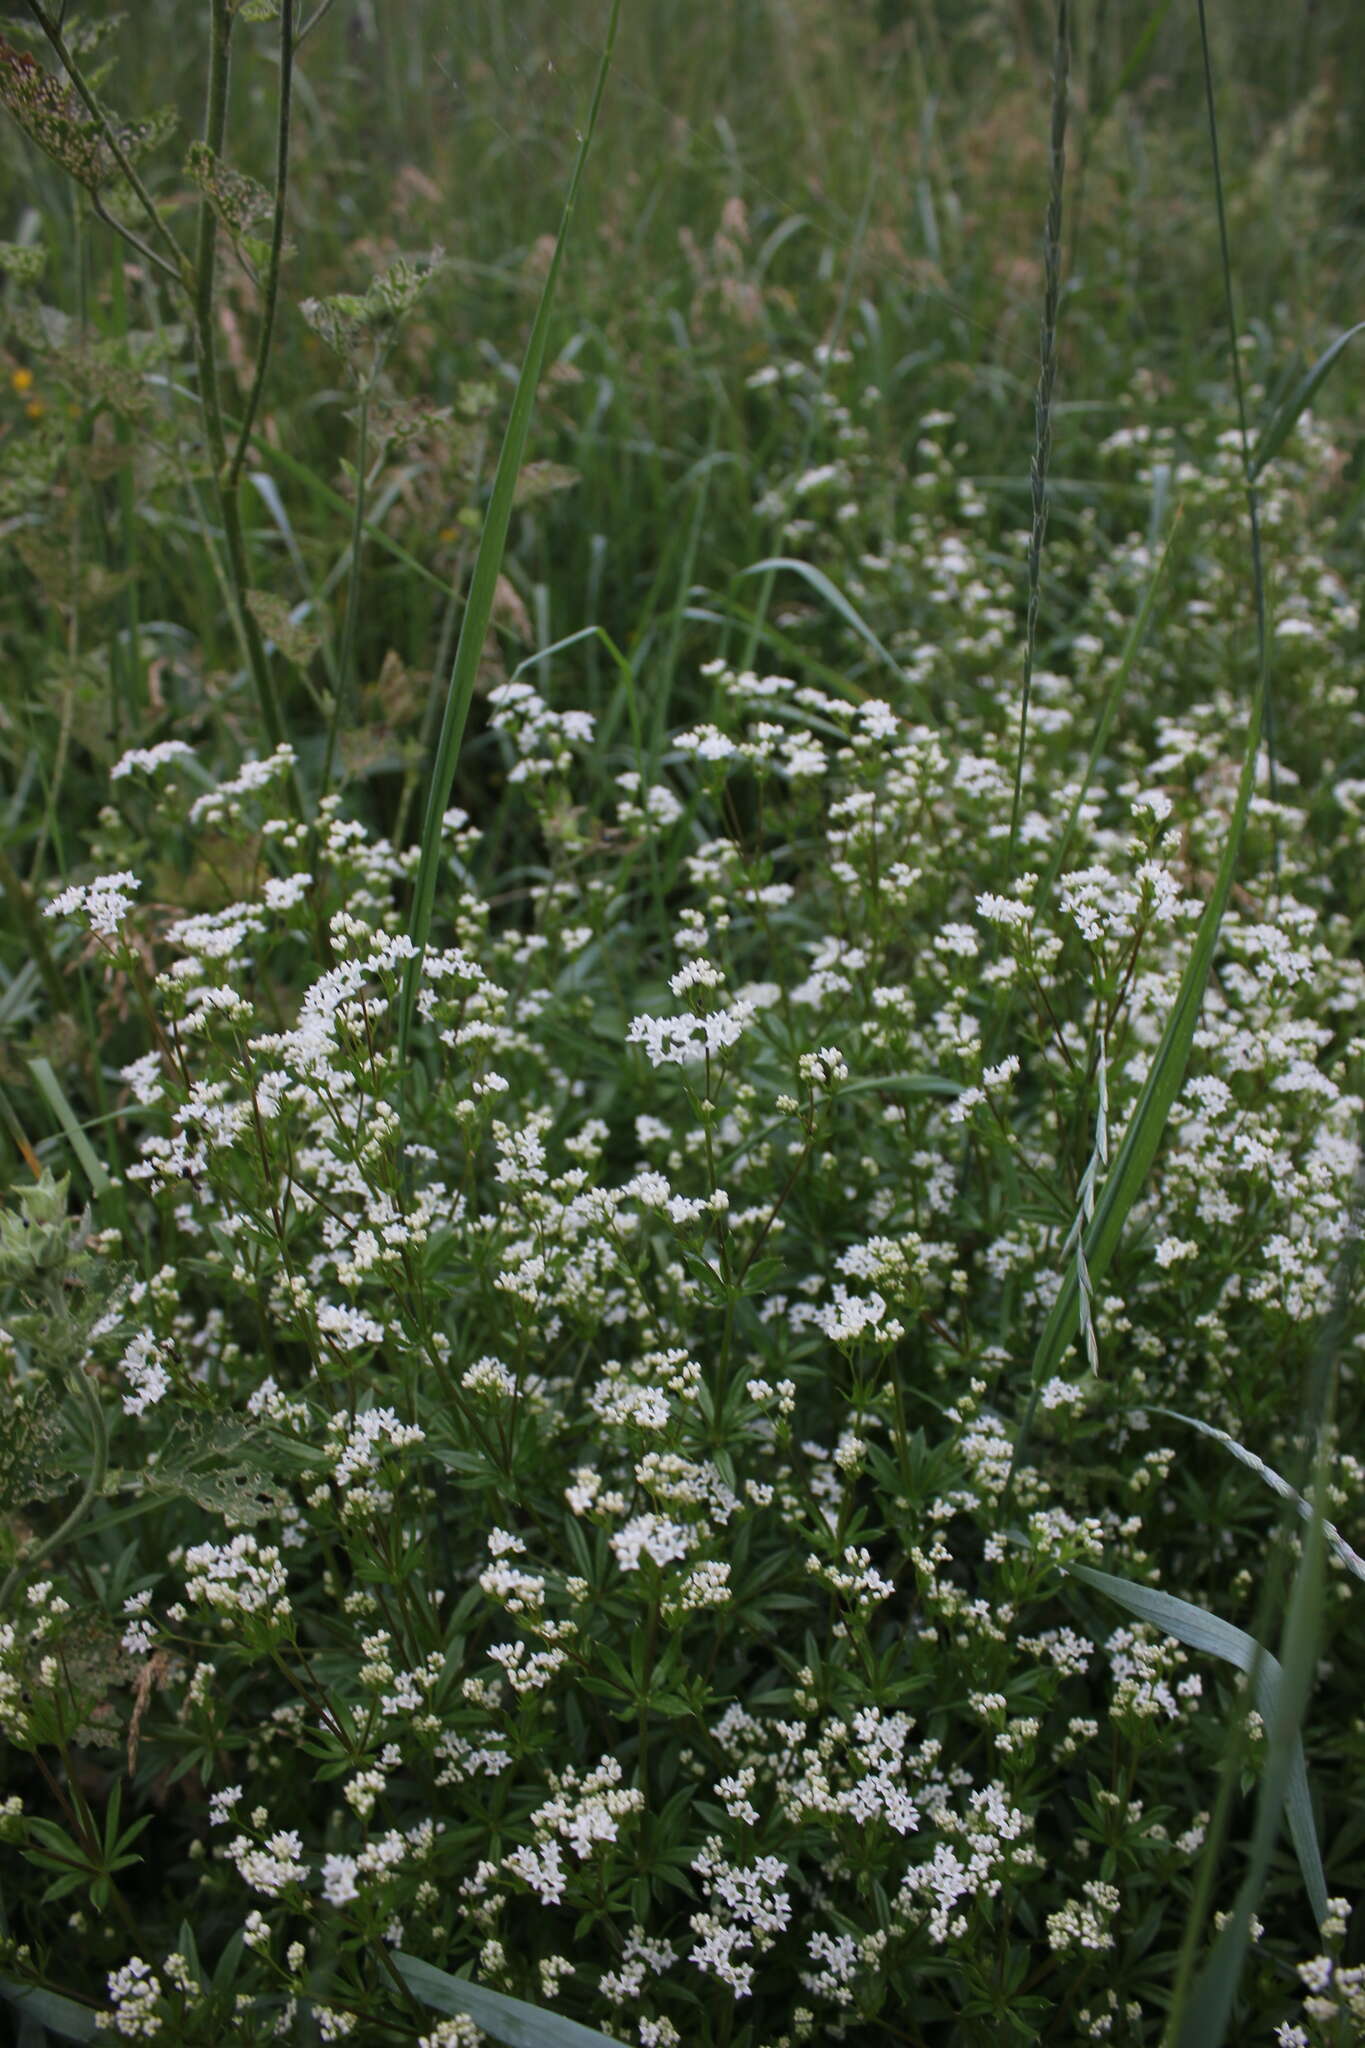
[504,1756,644,1906]
[45,870,141,936]
[96,1957,163,2037]
[689,1837,792,1998]
[487,680,595,782]
[183,1535,291,1631]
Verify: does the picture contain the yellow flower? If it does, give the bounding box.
[10,366,34,395]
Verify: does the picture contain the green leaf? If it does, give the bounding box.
[0,1978,98,2041]
[0,239,46,285]
[184,140,272,237]
[27,1057,112,1198]
[397,0,624,1061]
[1036,512,1181,909]
[393,1955,631,2048]
[1065,1562,1328,1923]
[733,556,919,709]
[244,589,322,670]
[1249,320,1365,478]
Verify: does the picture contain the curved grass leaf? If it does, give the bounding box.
[1165,1139,1361,2043]
[682,598,870,702]
[393,1955,630,2048]
[733,557,929,713]
[397,0,623,1063]
[1149,1406,1365,1583]
[1171,1491,1329,2045]
[1249,319,1365,479]
[1065,1562,1327,1926]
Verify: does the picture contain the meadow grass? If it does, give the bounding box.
[0,3,1364,2043]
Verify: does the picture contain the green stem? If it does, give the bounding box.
[192,0,293,767]
[227,0,295,489]
[318,373,375,799]
[1007,0,1069,872]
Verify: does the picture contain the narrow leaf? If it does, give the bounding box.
[1250,320,1365,478]
[0,1978,98,2041]
[734,556,930,713]
[1149,1407,1365,1582]
[27,1058,112,1197]
[1175,1497,1330,2044]
[1037,510,1181,908]
[393,1955,631,2048]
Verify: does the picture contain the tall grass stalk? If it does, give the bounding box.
[225,0,295,490]
[1007,0,1069,871]
[397,0,624,1064]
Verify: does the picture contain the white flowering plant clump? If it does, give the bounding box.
[2,324,1365,2046]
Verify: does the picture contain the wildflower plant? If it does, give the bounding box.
[1,5,1364,2048]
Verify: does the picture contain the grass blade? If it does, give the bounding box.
[1008,0,1070,870]
[1150,1407,1365,1582]
[1171,1497,1329,2045]
[1249,319,1365,478]
[732,556,926,711]
[1010,619,1263,1441]
[1065,1563,1328,1925]
[27,1058,113,1199]
[392,1955,630,2048]
[396,0,623,1063]
[1164,1142,1361,2041]
[0,1979,98,2041]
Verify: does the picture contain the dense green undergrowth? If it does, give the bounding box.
[0,4,1364,2044]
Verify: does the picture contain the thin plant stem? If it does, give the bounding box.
[228,0,295,489]
[1007,0,1069,870]
[318,375,374,801]
[1193,0,1277,876]
[1158,19,1288,2032]
[23,0,189,280]
[190,0,294,768]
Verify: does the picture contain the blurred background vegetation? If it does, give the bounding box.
[0,0,1361,1122]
